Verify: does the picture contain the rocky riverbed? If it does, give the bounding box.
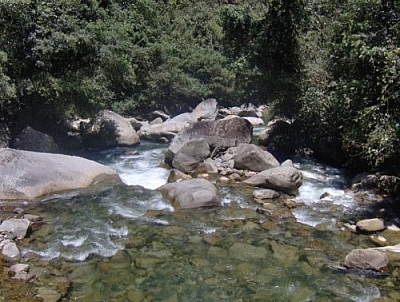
[1,101,400,301]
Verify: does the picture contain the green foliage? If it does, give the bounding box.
[1,0,399,175]
[298,0,400,172]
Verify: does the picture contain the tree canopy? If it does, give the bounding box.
[0,0,399,174]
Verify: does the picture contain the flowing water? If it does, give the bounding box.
[10,141,399,301]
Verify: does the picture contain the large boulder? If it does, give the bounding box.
[344,249,389,272]
[138,120,190,143]
[0,218,30,239]
[243,166,303,195]
[0,148,121,200]
[356,218,386,233]
[11,126,58,153]
[191,98,218,121]
[232,143,280,172]
[172,139,211,173]
[157,178,221,209]
[165,117,253,164]
[83,110,139,148]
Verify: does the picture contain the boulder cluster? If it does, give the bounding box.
[2,98,400,289]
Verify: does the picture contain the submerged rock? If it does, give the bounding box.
[157,178,221,209]
[229,242,268,260]
[0,148,121,200]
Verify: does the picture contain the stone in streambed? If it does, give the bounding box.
[344,249,389,272]
[0,218,30,239]
[135,257,164,269]
[172,139,210,173]
[0,148,121,200]
[157,178,221,209]
[82,110,140,148]
[2,242,20,259]
[232,143,279,172]
[243,166,303,195]
[229,242,267,260]
[36,287,62,302]
[253,189,280,200]
[356,218,386,233]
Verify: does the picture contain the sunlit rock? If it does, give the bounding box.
[83,110,140,148]
[0,148,121,200]
[0,218,30,239]
[243,166,303,195]
[192,98,218,121]
[253,189,280,200]
[167,169,192,183]
[172,139,210,173]
[157,178,221,209]
[165,117,253,165]
[2,242,20,259]
[231,143,279,172]
[344,249,388,272]
[356,218,386,233]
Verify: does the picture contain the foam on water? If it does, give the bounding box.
[102,143,170,189]
[292,158,356,228]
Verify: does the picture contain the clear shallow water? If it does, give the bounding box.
[17,141,392,301]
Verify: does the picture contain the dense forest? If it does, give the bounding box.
[0,0,399,175]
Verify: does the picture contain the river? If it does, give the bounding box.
[12,140,397,301]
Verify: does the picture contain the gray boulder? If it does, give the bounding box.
[157,178,221,209]
[253,189,280,200]
[139,120,190,143]
[232,143,279,172]
[356,218,386,232]
[192,98,218,121]
[11,126,58,153]
[83,110,140,148]
[0,148,121,200]
[166,117,253,164]
[243,166,303,195]
[2,242,20,259]
[0,218,30,239]
[172,139,211,173]
[344,249,388,272]
[167,169,193,183]
[169,112,197,124]
[149,110,170,121]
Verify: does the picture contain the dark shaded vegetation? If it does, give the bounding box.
[0,0,399,176]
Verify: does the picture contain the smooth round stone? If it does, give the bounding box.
[356,218,386,232]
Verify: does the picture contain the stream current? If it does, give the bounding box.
[16,140,395,301]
